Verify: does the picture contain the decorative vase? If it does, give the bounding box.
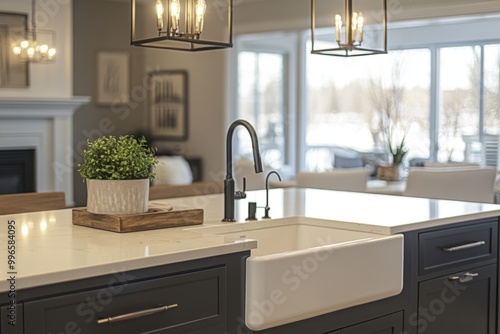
[377,165,402,181]
[86,179,149,214]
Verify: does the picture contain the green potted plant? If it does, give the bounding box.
[78,135,158,214]
[378,135,408,181]
[388,135,408,167]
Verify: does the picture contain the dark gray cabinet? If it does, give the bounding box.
[0,252,248,334]
[24,267,226,334]
[0,303,23,334]
[327,312,403,334]
[417,265,496,334]
[418,221,497,276]
[415,220,498,334]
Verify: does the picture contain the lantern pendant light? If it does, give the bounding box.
[311,0,387,57]
[131,0,233,52]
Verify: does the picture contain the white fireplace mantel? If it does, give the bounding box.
[0,97,90,206]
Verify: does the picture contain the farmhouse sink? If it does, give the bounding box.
[189,217,403,331]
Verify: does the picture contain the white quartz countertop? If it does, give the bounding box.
[1,188,500,292]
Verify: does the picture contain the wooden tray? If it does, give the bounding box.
[72,204,203,233]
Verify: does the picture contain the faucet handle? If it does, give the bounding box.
[235,177,247,200]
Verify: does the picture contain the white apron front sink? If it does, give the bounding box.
[190,217,403,331]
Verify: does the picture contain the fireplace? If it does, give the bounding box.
[0,149,36,194]
[0,97,90,205]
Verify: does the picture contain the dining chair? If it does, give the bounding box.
[404,167,496,203]
[296,168,369,192]
[0,192,66,215]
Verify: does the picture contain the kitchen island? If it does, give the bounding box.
[1,188,500,333]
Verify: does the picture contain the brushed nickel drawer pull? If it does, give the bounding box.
[448,272,479,283]
[442,241,485,252]
[97,303,178,324]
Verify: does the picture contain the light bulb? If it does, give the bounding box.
[351,12,358,42]
[335,14,342,43]
[195,0,206,16]
[195,0,206,33]
[27,47,35,58]
[21,40,29,48]
[357,13,364,43]
[13,46,22,55]
[156,0,164,31]
[48,48,56,59]
[40,44,49,54]
[170,0,180,33]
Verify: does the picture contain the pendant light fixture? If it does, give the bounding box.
[131,0,233,51]
[11,0,57,63]
[311,0,387,57]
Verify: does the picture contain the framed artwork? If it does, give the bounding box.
[149,70,188,140]
[0,12,29,88]
[96,51,129,105]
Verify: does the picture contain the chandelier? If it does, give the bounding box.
[311,0,387,57]
[11,0,57,63]
[131,0,233,51]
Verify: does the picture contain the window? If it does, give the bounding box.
[237,51,286,168]
[483,44,500,167]
[231,17,500,174]
[305,44,430,170]
[438,46,481,163]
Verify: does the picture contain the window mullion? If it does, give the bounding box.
[430,46,439,162]
[479,44,486,165]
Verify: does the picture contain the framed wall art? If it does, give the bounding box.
[0,12,29,88]
[149,70,188,140]
[96,51,129,105]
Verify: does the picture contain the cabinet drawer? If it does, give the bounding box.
[419,221,497,276]
[24,267,226,334]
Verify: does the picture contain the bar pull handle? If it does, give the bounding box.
[448,272,479,283]
[442,241,485,252]
[97,304,178,324]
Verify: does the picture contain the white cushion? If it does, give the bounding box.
[153,156,193,186]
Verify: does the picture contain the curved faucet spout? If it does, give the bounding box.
[223,119,263,222]
[226,119,263,179]
[263,171,281,219]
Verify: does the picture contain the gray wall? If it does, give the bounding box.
[73,0,146,206]
[144,49,228,188]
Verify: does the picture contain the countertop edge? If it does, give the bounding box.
[0,240,256,293]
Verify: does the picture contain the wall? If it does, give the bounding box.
[144,47,228,185]
[72,0,146,206]
[0,0,72,98]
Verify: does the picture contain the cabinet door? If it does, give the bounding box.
[326,312,403,334]
[418,264,496,334]
[24,267,226,334]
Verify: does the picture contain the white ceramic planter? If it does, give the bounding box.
[86,179,149,214]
